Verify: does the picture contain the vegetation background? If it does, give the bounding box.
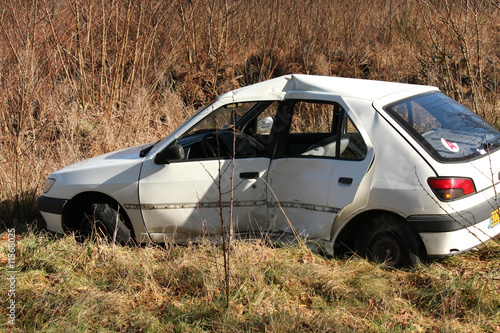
[0,0,499,331]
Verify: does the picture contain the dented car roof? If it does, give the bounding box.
[217,74,439,104]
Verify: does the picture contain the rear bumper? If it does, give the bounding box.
[418,217,499,258]
[37,195,67,233]
[407,196,500,257]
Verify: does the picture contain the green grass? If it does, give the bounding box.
[1,231,499,332]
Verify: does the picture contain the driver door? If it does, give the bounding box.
[138,101,279,242]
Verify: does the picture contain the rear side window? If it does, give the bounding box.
[283,101,367,160]
[385,92,500,162]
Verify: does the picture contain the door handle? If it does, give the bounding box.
[240,172,260,179]
[338,177,353,185]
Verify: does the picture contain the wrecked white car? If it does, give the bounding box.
[38,74,500,267]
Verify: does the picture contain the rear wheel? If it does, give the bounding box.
[80,200,132,245]
[355,215,426,268]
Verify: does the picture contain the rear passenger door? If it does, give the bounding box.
[267,95,372,241]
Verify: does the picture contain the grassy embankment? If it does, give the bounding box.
[0,231,499,332]
[0,0,500,331]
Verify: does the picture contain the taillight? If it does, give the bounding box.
[427,177,476,201]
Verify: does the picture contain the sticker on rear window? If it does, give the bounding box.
[441,138,459,153]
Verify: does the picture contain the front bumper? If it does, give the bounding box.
[37,195,67,233]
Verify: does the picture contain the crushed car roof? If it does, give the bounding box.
[218,74,438,104]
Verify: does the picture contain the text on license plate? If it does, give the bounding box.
[490,209,500,229]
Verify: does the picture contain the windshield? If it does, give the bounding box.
[385,92,500,162]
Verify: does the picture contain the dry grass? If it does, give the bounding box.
[0,230,499,332]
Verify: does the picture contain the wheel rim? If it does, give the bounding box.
[369,231,406,267]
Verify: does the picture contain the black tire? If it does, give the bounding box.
[81,201,132,245]
[355,215,426,268]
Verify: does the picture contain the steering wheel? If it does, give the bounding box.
[201,132,229,158]
[202,131,265,158]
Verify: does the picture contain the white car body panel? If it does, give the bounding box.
[40,211,64,233]
[38,145,150,241]
[138,157,270,242]
[45,145,144,200]
[268,155,373,239]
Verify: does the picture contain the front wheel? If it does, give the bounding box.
[355,215,426,268]
[80,200,132,245]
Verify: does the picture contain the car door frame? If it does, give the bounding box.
[265,91,375,242]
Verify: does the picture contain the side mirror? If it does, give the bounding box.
[154,145,185,164]
[257,116,273,133]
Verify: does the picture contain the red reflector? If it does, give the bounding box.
[428,178,475,200]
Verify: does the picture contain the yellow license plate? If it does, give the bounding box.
[490,209,500,229]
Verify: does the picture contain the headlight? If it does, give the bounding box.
[43,178,56,193]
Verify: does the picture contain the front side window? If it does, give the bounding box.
[177,101,278,160]
[183,102,257,136]
[385,92,500,161]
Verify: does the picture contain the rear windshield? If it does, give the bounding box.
[385,92,500,162]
